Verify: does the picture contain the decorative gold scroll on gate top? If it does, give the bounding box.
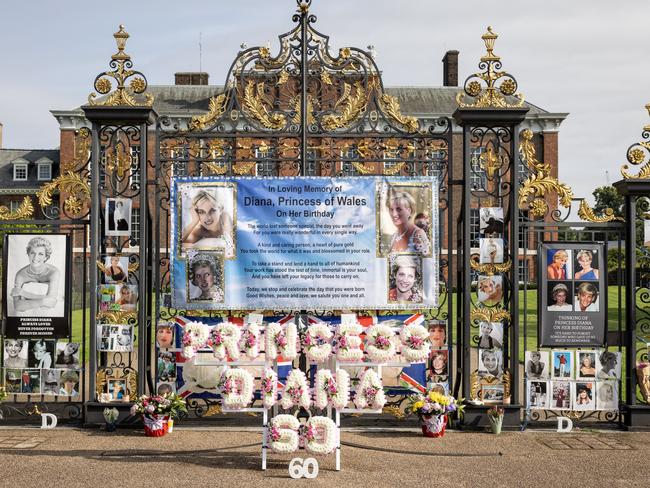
[0,196,34,220]
[457,26,525,109]
[620,102,650,179]
[518,129,574,218]
[36,171,90,218]
[185,19,419,134]
[87,25,153,107]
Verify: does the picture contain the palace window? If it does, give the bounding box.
[13,161,28,181]
[36,158,53,181]
[470,207,480,248]
[129,146,141,187]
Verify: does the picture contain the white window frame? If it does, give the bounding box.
[12,159,28,181]
[36,158,53,181]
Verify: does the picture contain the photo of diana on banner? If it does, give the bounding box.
[3,234,71,338]
[170,176,439,310]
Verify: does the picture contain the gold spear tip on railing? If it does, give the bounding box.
[112,24,130,61]
[481,26,500,62]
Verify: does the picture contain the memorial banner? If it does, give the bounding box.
[538,242,606,347]
[170,176,438,310]
[2,233,71,338]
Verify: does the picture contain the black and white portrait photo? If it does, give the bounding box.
[179,183,236,259]
[97,324,133,352]
[479,207,504,235]
[3,339,28,368]
[55,342,80,369]
[596,381,618,411]
[478,348,503,378]
[477,322,503,349]
[4,234,69,335]
[105,198,132,237]
[186,251,225,303]
[525,351,549,380]
[528,380,549,409]
[28,339,55,369]
[479,237,504,264]
[596,350,621,380]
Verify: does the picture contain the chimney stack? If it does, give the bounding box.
[442,50,459,87]
[174,72,209,85]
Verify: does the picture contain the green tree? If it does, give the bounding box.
[592,185,624,219]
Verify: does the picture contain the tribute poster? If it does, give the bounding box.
[171,176,439,310]
[539,242,606,347]
[3,233,71,338]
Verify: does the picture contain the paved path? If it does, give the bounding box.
[0,427,648,487]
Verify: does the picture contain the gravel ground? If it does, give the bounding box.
[0,427,648,487]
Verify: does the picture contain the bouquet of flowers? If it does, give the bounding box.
[408,390,463,419]
[487,406,504,420]
[130,393,188,419]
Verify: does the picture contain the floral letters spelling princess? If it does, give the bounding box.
[181,321,210,359]
[400,323,430,363]
[335,321,364,361]
[209,322,241,361]
[365,324,396,362]
[303,322,333,363]
[265,322,298,361]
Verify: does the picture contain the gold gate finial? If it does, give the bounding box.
[621,101,650,179]
[87,24,153,107]
[457,26,524,109]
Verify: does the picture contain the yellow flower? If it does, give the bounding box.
[411,400,424,412]
[428,392,451,406]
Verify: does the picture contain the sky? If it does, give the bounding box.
[1,0,649,201]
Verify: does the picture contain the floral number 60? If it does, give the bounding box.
[288,457,319,479]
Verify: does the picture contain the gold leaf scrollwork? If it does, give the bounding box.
[322,81,368,131]
[36,171,90,218]
[61,127,90,173]
[105,142,132,178]
[204,405,223,416]
[382,406,406,420]
[0,196,34,220]
[88,25,153,107]
[242,80,286,130]
[233,162,257,175]
[469,255,512,276]
[188,93,229,132]
[457,27,525,109]
[577,199,624,223]
[97,311,138,324]
[379,93,419,133]
[518,129,573,218]
[470,306,511,323]
[290,95,317,126]
[127,371,137,398]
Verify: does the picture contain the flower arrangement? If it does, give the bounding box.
[335,322,363,361]
[130,393,188,419]
[354,369,386,410]
[103,407,119,423]
[408,390,463,419]
[314,369,350,410]
[265,322,298,360]
[304,416,337,454]
[209,323,241,361]
[303,323,333,363]
[365,324,396,362]
[487,406,504,419]
[240,323,261,360]
[219,368,254,409]
[261,368,278,408]
[281,369,311,410]
[268,414,300,453]
[400,323,431,363]
[181,321,209,359]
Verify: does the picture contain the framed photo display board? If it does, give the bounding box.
[538,242,606,347]
[2,234,71,339]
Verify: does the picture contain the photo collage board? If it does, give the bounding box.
[97,197,137,353]
[153,314,450,400]
[2,339,81,397]
[539,243,606,347]
[474,206,508,403]
[525,349,621,411]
